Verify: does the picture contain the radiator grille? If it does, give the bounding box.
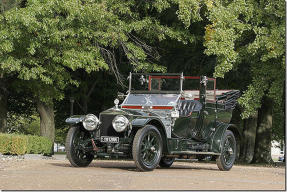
[99,114,125,137]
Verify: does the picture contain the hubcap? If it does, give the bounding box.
[222,136,235,166]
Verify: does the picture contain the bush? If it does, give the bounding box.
[10,135,28,155]
[0,133,52,155]
[40,137,53,154]
[0,134,12,154]
[27,135,42,154]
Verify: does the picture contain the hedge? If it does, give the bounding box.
[0,134,53,155]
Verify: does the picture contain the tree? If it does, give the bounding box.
[0,0,198,142]
[156,0,284,163]
[0,0,24,132]
[202,0,285,163]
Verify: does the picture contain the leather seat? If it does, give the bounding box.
[178,100,202,117]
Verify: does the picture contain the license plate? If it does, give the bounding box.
[100,136,119,143]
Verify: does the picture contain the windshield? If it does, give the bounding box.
[122,94,179,106]
[130,74,181,93]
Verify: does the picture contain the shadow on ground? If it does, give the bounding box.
[49,161,218,172]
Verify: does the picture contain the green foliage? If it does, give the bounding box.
[203,0,285,116]
[175,0,202,28]
[0,0,21,13]
[0,0,284,145]
[7,114,40,135]
[24,116,40,135]
[54,126,69,145]
[0,133,52,155]
[202,0,285,140]
[0,0,198,104]
[10,134,28,155]
[27,135,39,154]
[0,133,11,154]
[34,134,53,154]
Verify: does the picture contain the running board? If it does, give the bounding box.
[170,151,220,155]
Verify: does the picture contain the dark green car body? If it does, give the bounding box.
[66,73,241,170]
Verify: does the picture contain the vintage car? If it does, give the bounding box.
[65,73,241,171]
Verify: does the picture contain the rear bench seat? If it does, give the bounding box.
[178,100,202,117]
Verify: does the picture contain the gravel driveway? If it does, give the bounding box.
[0,155,285,190]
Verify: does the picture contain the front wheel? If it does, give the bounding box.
[216,130,236,171]
[65,126,94,167]
[132,125,163,171]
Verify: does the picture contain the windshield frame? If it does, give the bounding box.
[128,73,183,94]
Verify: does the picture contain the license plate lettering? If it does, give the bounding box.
[101,136,119,143]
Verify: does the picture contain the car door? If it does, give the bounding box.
[171,76,202,139]
[172,99,201,138]
[193,78,217,141]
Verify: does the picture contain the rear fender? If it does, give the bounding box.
[209,122,229,154]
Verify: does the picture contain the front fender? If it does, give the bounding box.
[131,118,150,127]
[131,117,165,129]
[131,117,168,137]
[65,115,85,124]
[132,117,169,153]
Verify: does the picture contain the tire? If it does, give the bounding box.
[66,126,94,167]
[159,157,175,168]
[216,130,236,171]
[132,125,163,171]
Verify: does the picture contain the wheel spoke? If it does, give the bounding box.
[141,144,145,151]
[150,136,155,144]
[148,152,154,162]
[142,152,147,160]
[145,152,150,162]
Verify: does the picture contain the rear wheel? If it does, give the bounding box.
[159,157,175,168]
[216,130,236,171]
[132,125,163,171]
[66,126,94,167]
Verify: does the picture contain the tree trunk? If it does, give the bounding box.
[82,96,88,114]
[252,97,273,163]
[37,100,55,153]
[239,113,258,163]
[0,79,7,133]
[0,91,7,133]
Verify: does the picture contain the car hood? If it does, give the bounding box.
[100,107,162,118]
